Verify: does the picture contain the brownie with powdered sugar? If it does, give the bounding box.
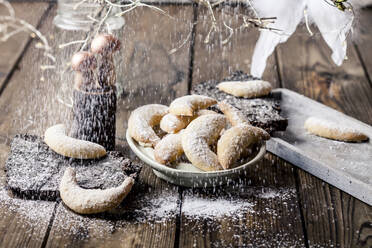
[191,71,288,134]
[5,134,141,201]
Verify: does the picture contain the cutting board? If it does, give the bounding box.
[267,89,372,206]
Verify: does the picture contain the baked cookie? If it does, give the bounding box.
[60,167,134,214]
[160,109,216,134]
[192,71,288,134]
[182,114,227,171]
[217,124,270,169]
[128,104,169,147]
[304,117,369,142]
[218,101,249,126]
[169,95,217,116]
[154,131,184,165]
[217,80,272,98]
[44,124,107,159]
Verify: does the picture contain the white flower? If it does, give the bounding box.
[250,0,354,78]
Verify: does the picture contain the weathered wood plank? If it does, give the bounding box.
[354,7,372,87]
[277,25,372,248]
[179,154,306,247]
[0,7,83,137]
[0,2,193,246]
[0,2,49,90]
[115,5,192,137]
[180,4,306,247]
[0,3,55,248]
[45,140,181,248]
[191,4,279,87]
[44,5,193,247]
[0,134,56,248]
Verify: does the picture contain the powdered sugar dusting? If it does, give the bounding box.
[0,182,301,245]
[182,187,297,220]
[0,188,54,229]
[44,124,107,159]
[182,114,226,171]
[160,113,191,134]
[217,80,272,98]
[258,187,296,200]
[125,193,178,222]
[218,101,249,126]
[169,95,217,116]
[128,104,169,146]
[59,167,134,214]
[181,186,302,247]
[48,193,179,240]
[182,196,254,218]
[305,116,366,135]
[154,131,183,164]
[191,71,288,134]
[51,203,117,240]
[275,90,372,195]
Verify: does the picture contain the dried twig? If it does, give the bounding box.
[58,38,89,49]
[0,0,14,17]
[195,0,278,45]
[169,23,194,55]
[0,16,53,57]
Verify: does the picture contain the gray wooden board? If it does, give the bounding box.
[267,88,372,206]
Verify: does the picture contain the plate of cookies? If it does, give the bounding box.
[126,93,271,187]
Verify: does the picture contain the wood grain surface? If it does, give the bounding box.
[0,2,371,248]
[0,2,50,90]
[0,3,191,248]
[355,8,372,88]
[191,4,279,86]
[0,3,55,248]
[180,4,306,247]
[115,5,193,138]
[179,154,306,247]
[276,25,372,248]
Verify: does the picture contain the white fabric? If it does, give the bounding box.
[250,0,355,78]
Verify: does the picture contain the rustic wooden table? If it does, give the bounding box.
[0,1,371,247]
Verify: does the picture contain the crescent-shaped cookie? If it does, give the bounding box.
[128,104,169,147]
[182,114,227,171]
[154,131,184,165]
[304,117,369,142]
[169,95,217,116]
[160,109,216,134]
[60,167,134,214]
[44,124,107,159]
[217,124,270,169]
[217,80,272,98]
[218,101,249,126]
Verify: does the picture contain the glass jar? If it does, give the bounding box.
[53,0,124,31]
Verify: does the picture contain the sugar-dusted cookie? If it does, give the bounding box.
[160,109,216,134]
[192,71,288,134]
[217,124,270,169]
[44,124,107,159]
[60,167,134,214]
[218,101,249,126]
[217,80,272,98]
[182,114,226,171]
[128,104,169,147]
[169,95,217,116]
[304,117,369,142]
[154,131,184,165]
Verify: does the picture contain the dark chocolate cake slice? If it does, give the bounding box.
[191,71,288,133]
[5,134,142,201]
